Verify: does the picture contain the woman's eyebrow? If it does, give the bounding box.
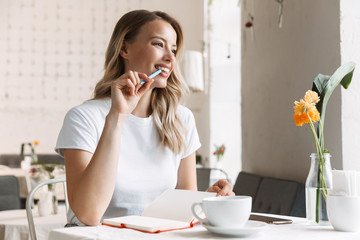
[150,36,177,48]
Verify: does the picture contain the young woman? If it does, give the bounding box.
[56,10,234,226]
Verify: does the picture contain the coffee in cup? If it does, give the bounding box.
[191,196,252,228]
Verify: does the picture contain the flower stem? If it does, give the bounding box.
[306,112,327,223]
[319,120,325,151]
[316,186,320,223]
[307,113,321,154]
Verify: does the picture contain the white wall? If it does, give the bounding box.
[340,0,360,170]
[207,0,241,182]
[241,0,342,183]
[0,0,205,154]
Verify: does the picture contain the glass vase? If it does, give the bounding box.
[48,183,58,214]
[305,153,332,224]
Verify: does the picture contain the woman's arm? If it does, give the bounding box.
[175,152,197,190]
[64,112,127,226]
[64,71,154,226]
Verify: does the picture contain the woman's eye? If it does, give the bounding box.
[172,49,177,55]
[153,42,163,47]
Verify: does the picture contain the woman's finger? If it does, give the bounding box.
[134,73,145,93]
[206,185,221,193]
[136,73,153,94]
[128,71,138,86]
[139,79,154,94]
[133,71,142,85]
[217,181,235,196]
[206,179,235,196]
[125,78,135,96]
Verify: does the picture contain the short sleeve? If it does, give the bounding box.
[55,107,98,157]
[179,106,201,159]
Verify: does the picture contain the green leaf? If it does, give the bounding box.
[312,74,331,116]
[340,70,353,89]
[318,61,356,129]
[312,74,330,96]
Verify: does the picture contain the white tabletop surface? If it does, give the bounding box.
[49,214,360,240]
[0,205,66,240]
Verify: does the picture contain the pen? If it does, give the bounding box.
[140,69,162,84]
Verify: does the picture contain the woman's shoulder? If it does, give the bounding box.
[177,105,195,123]
[177,104,192,115]
[66,98,111,120]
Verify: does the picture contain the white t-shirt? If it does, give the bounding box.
[55,98,201,225]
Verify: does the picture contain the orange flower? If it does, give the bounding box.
[304,90,320,105]
[33,140,39,146]
[293,94,320,126]
[294,108,320,126]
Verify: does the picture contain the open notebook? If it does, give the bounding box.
[102,189,216,233]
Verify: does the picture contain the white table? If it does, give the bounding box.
[0,205,66,240]
[49,214,360,240]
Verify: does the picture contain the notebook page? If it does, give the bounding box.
[103,215,189,232]
[141,189,216,223]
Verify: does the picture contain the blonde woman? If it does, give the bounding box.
[56,10,234,226]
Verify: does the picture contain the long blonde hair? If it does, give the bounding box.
[93,10,189,154]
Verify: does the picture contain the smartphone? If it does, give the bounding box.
[249,214,293,224]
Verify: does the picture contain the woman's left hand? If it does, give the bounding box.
[206,179,235,196]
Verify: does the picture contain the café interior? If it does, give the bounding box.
[1,0,360,239]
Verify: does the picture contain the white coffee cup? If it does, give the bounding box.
[327,195,360,232]
[191,196,252,228]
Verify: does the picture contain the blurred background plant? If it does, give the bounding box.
[213,144,226,162]
[20,141,65,181]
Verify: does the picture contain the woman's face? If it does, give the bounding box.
[122,19,178,88]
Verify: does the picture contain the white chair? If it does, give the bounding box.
[26,178,69,240]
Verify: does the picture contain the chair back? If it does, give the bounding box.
[196,167,230,191]
[233,171,262,203]
[289,183,306,217]
[26,178,68,240]
[233,171,306,217]
[196,168,211,191]
[252,177,300,216]
[0,175,21,210]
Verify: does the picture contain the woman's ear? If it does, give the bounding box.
[120,41,129,59]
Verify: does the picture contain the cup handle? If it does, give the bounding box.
[191,202,208,224]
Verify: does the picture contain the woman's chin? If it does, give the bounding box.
[152,80,167,89]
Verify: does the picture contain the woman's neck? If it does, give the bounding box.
[131,90,152,118]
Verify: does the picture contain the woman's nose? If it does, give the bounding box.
[163,48,176,63]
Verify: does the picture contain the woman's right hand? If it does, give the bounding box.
[110,70,154,114]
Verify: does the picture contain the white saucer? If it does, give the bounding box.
[202,220,267,237]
